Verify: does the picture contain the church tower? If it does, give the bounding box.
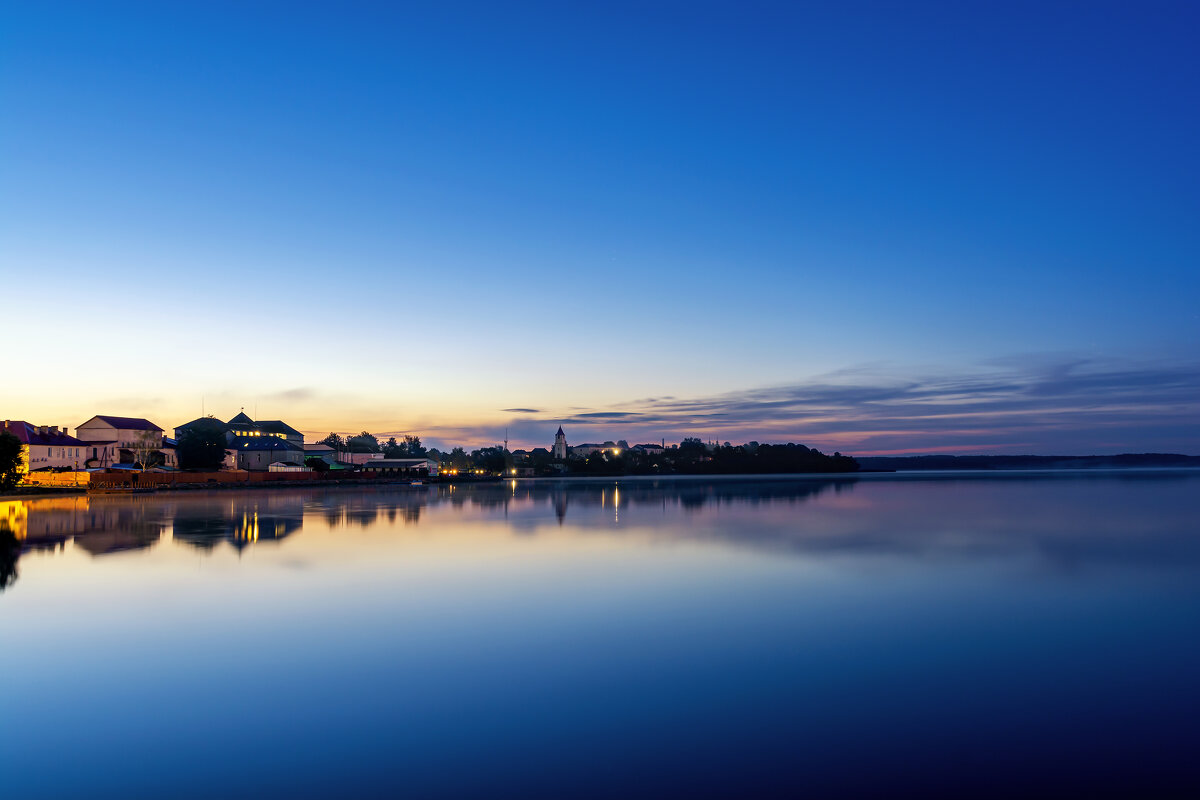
[553,426,568,460]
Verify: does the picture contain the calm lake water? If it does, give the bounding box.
[3,472,1199,798]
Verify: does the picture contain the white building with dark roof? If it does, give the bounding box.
[76,415,168,468]
[233,437,305,471]
[1,421,88,471]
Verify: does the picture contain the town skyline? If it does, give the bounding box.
[5,350,1199,457]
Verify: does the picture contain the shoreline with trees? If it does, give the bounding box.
[308,431,859,477]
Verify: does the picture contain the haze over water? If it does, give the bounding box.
[3,472,1199,797]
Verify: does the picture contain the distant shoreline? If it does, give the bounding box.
[854,453,1200,471]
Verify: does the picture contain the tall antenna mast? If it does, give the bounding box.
[504,427,509,451]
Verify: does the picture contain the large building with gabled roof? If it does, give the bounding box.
[76,415,173,468]
[174,410,305,470]
[175,410,303,447]
[231,436,305,471]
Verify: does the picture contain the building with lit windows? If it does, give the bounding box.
[175,410,305,449]
[571,442,623,459]
[232,437,306,471]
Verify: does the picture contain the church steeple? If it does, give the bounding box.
[553,426,568,460]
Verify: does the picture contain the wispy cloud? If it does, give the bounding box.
[432,357,1200,455]
[266,387,316,401]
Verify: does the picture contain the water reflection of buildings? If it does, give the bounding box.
[0,493,314,591]
[0,480,855,552]
[0,479,860,592]
[0,496,169,555]
[4,475,1197,597]
[0,496,173,590]
[516,478,854,526]
[169,494,305,552]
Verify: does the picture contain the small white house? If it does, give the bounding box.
[360,458,438,476]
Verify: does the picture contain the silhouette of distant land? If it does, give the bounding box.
[856,453,1200,471]
[562,442,859,476]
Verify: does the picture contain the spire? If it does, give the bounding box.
[556,426,565,436]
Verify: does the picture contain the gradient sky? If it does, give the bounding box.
[2,1,1197,454]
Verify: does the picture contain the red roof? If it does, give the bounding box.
[1,421,87,447]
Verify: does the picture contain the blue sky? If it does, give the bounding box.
[2,1,1197,453]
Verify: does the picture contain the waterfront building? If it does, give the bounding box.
[175,411,304,448]
[232,437,305,471]
[553,426,568,460]
[301,443,356,470]
[76,415,166,468]
[571,441,622,459]
[360,458,439,477]
[0,421,88,472]
[161,438,178,469]
[303,443,336,459]
[339,452,386,466]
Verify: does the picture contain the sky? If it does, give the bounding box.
[2,1,1197,454]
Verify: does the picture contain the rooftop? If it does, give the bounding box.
[234,437,303,451]
[85,415,163,432]
[176,417,229,433]
[361,458,436,467]
[1,421,87,447]
[255,420,302,436]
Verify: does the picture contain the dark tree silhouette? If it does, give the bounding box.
[177,417,228,471]
[0,431,23,490]
[319,432,345,449]
[0,529,19,592]
[347,432,380,453]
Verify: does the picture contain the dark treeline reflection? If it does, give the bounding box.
[0,528,18,592]
[3,471,1199,593]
